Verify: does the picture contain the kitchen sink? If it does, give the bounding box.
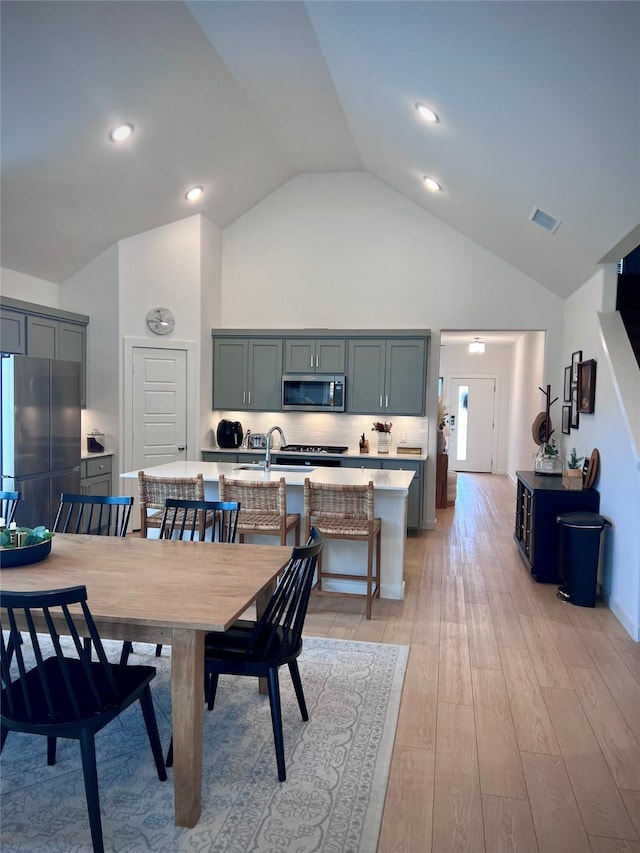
[234,464,315,473]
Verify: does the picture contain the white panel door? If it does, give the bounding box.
[132,348,187,468]
[448,377,496,473]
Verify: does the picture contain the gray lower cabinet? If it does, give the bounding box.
[284,338,345,374]
[202,451,237,463]
[331,456,423,529]
[81,456,112,496]
[213,338,282,411]
[0,299,88,408]
[346,338,426,416]
[381,460,423,529]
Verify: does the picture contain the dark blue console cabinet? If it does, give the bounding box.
[514,470,599,583]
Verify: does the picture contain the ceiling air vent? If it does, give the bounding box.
[529,207,561,234]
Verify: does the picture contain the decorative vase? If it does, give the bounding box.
[562,468,583,490]
[377,432,392,454]
[437,428,446,454]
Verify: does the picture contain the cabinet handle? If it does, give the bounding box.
[243,391,246,404]
[385,395,389,408]
[380,395,383,408]
[315,355,319,367]
[311,356,314,368]
[248,391,251,405]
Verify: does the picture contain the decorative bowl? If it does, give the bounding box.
[0,538,52,569]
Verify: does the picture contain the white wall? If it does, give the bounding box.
[199,216,223,447]
[507,332,547,475]
[218,173,565,524]
[1,268,60,306]
[221,173,564,345]
[61,245,120,484]
[563,267,640,640]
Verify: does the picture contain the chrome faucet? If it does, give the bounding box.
[264,425,286,471]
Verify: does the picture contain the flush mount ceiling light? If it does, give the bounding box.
[469,338,485,354]
[185,186,203,202]
[109,123,134,143]
[423,176,442,193]
[415,102,439,123]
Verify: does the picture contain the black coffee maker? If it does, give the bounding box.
[216,420,243,449]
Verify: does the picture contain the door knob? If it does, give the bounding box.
[178,444,186,451]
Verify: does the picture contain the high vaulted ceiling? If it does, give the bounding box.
[2,1,638,297]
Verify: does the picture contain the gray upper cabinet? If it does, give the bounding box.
[213,337,282,411]
[26,316,87,407]
[0,309,26,354]
[347,338,427,415]
[385,338,426,415]
[1,299,88,407]
[284,338,345,374]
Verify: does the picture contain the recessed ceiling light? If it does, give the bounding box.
[469,338,485,354]
[415,103,439,123]
[423,176,442,193]
[185,186,203,202]
[109,123,134,143]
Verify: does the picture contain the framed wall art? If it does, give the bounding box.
[577,359,597,414]
[570,386,580,429]
[571,350,582,384]
[562,405,571,434]
[564,366,572,402]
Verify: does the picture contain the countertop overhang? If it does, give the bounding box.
[121,460,414,491]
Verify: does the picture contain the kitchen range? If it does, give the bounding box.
[277,444,348,467]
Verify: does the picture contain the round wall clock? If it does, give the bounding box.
[146,307,175,335]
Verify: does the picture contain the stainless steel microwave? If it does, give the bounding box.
[281,374,345,412]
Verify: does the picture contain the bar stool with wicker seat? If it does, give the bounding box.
[218,475,300,546]
[137,471,205,537]
[303,478,381,620]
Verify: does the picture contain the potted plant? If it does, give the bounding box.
[563,447,584,490]
[535,438,563,476]
[372,421,393,454]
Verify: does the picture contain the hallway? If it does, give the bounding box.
[305,472,640,852]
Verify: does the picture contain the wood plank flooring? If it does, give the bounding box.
[304,472,640,852]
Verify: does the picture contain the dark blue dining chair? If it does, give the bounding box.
[0,585,167,853]
[183,528,323,781]
[53,493,134,665]
[0,490,19,524]
[128,498,241,666]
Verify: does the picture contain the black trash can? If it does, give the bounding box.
[556,512,611,607]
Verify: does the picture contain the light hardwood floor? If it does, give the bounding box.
[304,472,640,853]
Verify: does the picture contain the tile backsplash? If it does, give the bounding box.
[207,411,431,453]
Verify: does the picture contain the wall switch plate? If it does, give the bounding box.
[400,432,408,444]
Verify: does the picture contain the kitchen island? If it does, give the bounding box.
[121,460,414,600]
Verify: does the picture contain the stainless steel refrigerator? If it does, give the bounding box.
[1,355,81,528]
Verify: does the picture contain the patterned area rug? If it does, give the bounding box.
[1,637,408,852]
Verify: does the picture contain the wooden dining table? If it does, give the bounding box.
[0,533,292,828]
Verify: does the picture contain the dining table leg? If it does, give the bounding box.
[170,627,204,827]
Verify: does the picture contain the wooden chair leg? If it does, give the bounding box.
[288,660,309,721]
[266,668,286,782]
[155,644,163,657]
[0,725,7,753]
[79,729,105,853]
[366,534,374,620]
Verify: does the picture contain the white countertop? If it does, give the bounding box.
[121,460,414,491]
[82,451,114,461]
